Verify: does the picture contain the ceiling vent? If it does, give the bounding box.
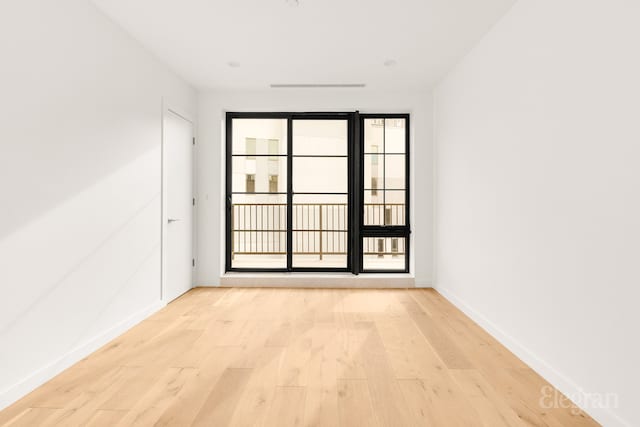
[270,83,366,88]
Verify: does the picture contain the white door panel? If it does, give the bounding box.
[164,110,193,302]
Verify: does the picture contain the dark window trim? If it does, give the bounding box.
[359,114,411,273]
[225,111,410,274]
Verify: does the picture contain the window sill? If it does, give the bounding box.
[218,272,415,288]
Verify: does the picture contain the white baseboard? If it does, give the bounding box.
[436,286,630,427]
[0,300,166,411]
[414,280,432,288]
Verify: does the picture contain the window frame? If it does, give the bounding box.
[359,114,411,273]
[225,111,410,274]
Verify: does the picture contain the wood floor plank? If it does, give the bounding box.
[412,290,527,371]
[0,288,601,427]
[276,320,314,386]
[475,367,568,427]
[3,408,59,427]
[507,367,597,427]
[402,294,473,369]
[228,346,285,427]
[114,367,196,426]
[334,312,370,380]
[303,324,340,427]
[264,319,294,347]
[357,321,413,427]
[398,378,484,427]
[43,365,133,425]
[449,369,527,427]
[264,386,307,427]
[337,379,379,427]
[153,346,242,426]
[84,409,127,426]
[191,368,253,426]
[397,379,441,426]
[374,313,446,380]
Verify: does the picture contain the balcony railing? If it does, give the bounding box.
[231,203,406,259]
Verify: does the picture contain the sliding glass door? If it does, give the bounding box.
[292,118,350,269]
[226,112,409,273]
[228,117,288,269]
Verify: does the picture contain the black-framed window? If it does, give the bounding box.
[359,115,410,272]
[225,112,410,273]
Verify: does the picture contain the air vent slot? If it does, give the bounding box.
[270,83,366,88]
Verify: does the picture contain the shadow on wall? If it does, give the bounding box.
[0,146,162,395]
[0,0,170,243]
[0,102,161,243]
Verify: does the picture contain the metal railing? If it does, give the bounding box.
[231,203,405,259]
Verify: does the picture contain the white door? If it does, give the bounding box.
[164,110,193,302]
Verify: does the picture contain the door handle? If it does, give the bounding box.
[168,218,181,223]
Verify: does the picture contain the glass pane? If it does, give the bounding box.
[292,194,348,268]
[384,154,406,190]
[384,118,406,153]
[231,194,287,269]
[232,156,287,193]
[364,154,384,190]
[364,190,384,225]
[364,118,384,153]
[364,190,405,225]
[246,138,256,158]
[293,157,347,193]
[383,191,406,225]
[362,237,406,271]
[232,119,287,155]
[292,120,348,156]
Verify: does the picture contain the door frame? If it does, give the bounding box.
[225,112,353,273]
[225,111,410,274]
[161,101,196,303]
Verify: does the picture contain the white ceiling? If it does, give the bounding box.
[92,0,515,91]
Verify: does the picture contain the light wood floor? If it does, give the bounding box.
[0,288,598,426]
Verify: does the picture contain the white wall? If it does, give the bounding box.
[197,89,433,286]
[0,0,195,409]
[434,1,639,425]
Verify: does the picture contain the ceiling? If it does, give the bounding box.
[91,0,515,91]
